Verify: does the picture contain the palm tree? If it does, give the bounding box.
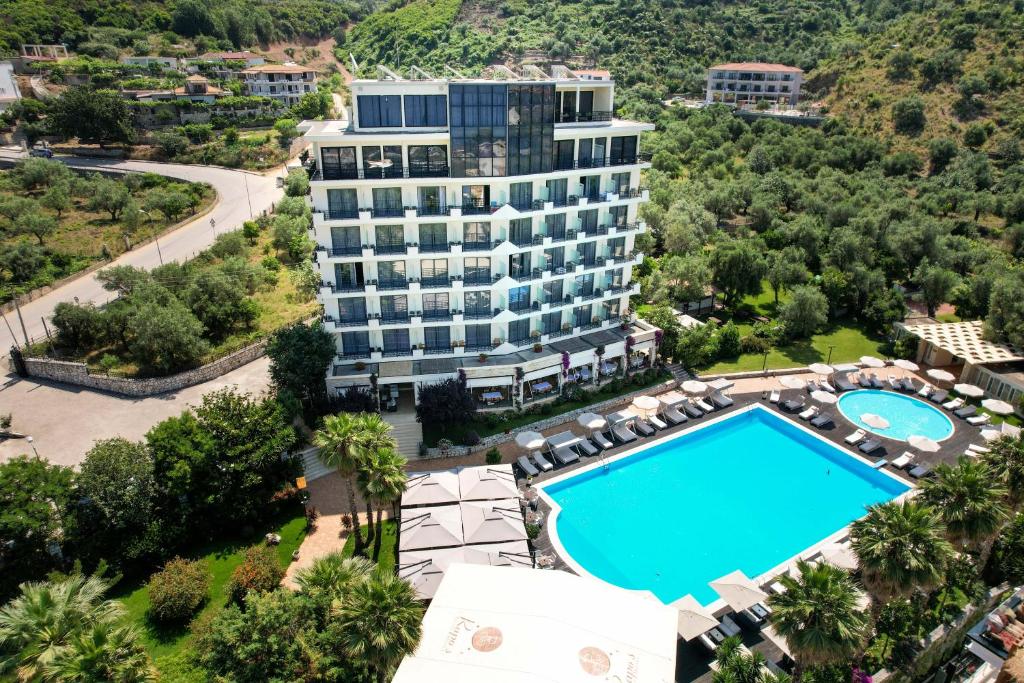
[294,552,374,605]
[850,500,954,618]
[767,560,869,683]
[358,448,408,561]
[45,623,156,683]
[314,412,368,553]
[920,456,1009,567]
[334,570,423,683]
[981,435,1024,508]
[712,636,790,683]
[353,413,399,546]
[0,574,148,682]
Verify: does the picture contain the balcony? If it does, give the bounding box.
[423,346,454,356]
[463,240,494,253]
[323,208,359,220]
[581,259,603,270]
[465,308,498,320]
[546,328,573,340]
[314,163,450,181]
[328,245,363,257]
[581,289,603,301]
[422,309,453,322]
[374,243,408,256]
[340,350,371,360]
[365,203,405,219]
[420,276,450,289]
[461,200,491,216]
[417,203,448,217]
[513,269,541,283]
[419,242,451,254]
[382,348,408,358]
[556,110,613,124]
[509,301,537,316]
[379,314,411,325]
[377,277,409,291]
[323,281,366,293]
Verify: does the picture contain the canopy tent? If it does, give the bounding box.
[860,413,890,430]
[908,435,941,453]
[392,564,678,683]
[658,391,686,406]
[605,410,635,425]
[860,356,885,368]
[893,359,920,372]
[953,383,984,398]
[402,470,461,508]
[927,368,956,384]
[515,431,546,451]
[672,594,719,641]
[547,430,582,449]
[460,499,528,545]
[682,380,708,394]
[808,363,834,376]
[811,390,838,404]
[710,570,768,612]
[707,378,734,392]
[398,541,532,600]
[400,505,465,551]
[577,412,607,431]
[982,398,1015,415]
[779,376,806,390]
[458,465,518,502]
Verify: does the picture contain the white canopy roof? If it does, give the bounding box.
[460,499,528,545]
[605,410,635,425]
[710,570,768,611]
[807,363,833,375]
[707,378,734,391]
[659,391,686,406]
[672,594,719,641]
[831,363,859,373]
[547,430,582,449]
[399,505,465,551]
[820,543,858,570]
[398,541,531,600]
[902,320,1024,365]
[392,564,678,683]
[402,470,461,508]
[458,464,518,502]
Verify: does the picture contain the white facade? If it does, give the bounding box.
[0,62,21,110]
[119,56,181,70]
[241,64,316,106]
[706,63,803,106]
[302,72,659,403]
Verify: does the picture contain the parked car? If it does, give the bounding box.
[29,142,52,158]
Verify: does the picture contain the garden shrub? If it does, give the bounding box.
[462,430,481,447]
[485,448,502,465]
[228,545,284,605]
[717,322,742,357]
[147,557,211,622]
[526,523,541,540]
[740,334,771,354]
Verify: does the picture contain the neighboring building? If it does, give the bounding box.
[931,586,1024,683]
[301,68,658,404]
[122,75,225,104]
[196,50,265,67]
[0,62,22,111]
[241,63,317,106]
[185,51,265,80]
[119,55,181,70]
[20,44,68,61]
[706,62,803,106]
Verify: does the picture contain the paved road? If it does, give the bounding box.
[0,152,285,350]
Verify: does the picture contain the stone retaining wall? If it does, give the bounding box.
[422,378,677,459]
[21,340,267,397]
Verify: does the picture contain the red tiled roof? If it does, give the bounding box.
[710,62,803,74]
[574,68,611,77]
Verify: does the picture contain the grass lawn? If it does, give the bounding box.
[421,369,672,447]
[114,504,307,678]
[342,519,399,574]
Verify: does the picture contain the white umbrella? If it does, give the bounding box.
[981,428,1002,442]
[927,368,956,383]
[682,380,708,394]
[515,430,546,451]
[632,395,661,415]
[577,412,607,431]
[808,363,834,376]
[893,359,919,372]
[672,594,719,641]
[860,413,890,430]
[820,543,858,571]
[710,570,768,612]
[779,376,806,390]
[811,390,838,405]
[954,383,984,398]
[982,399,1015,416]
[907,435,941,453]
[860,356,885,368]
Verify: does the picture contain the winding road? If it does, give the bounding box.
[0,152,285,350]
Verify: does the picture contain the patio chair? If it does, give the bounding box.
[579,367,593,382]
[901,377,916,392]
[858,374,873,388]
[887,375,902,390]
[858,439,883,454]
[769,388,781,403]
[612,422,638,443]
[648,413,669,430]
[845,429,867,444]
[799,405,819,420]
[782,397,805,412]
[516,455,539,477]
[576,439,599,457]
[943,397,965,410]
[552,446,580,465]
[719,615,743,637]
[929,389,949,403]
[811,412,834,428]
[633,419,656,437]
[592,431,614,449]
[699,628,726,653]
[954,405,978,418]
[531,451,554,472]
[889,452,913,469]
[768,581,787,595]
[695,397,715,413]
[869,373,885,388]
[917,383,934,397]
[806,379,821,392]
[710,391,734,408]
[834,375,855,391]
[683,401,704,418]
[664,404,688,424]
[819,379,836,393]
[909,465,932,478]
[967,413,991,426]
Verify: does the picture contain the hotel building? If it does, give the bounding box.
[705,62,803,107]
[300,66,659,409]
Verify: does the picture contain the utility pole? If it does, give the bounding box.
[12,298,29,346]
[243,172,253,218]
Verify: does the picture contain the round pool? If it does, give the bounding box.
[837,389,954,442]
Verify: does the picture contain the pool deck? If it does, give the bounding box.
[521,378,989,682]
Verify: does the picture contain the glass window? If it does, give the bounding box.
[321,147,357,179]
[422,292,448,312]
[579,90,594,118]
[544,246,565,269]
[338,298,366,321]
[465,323,490,347]
[341,331,370,355]
[465,291,490,314]
[380,295,408,320]
[375,225,404,249]
[509,285,530,310]
[419,223,447,249]
[378,260,406,281]
[510,218,532,245]
[543,279,563,302]
[357,95,402,128]
[382,328,410,352]
[578,241,597,264]
[578,139,593,167]
[507,84,555,176]
[330,226,361,255]
[546,178,568,206]
[508,319,530,344]
[403,95,448,127]
[581,175,600,199]
[543,311,562,334]
[609,206,627,228]
[372,187,403,215]
[464,257,491,283]
[606,267,624,289]
[559,90,576,122]
[545,213,566,239]
[575,273,594,295]
[408,145,448,176]
[327,188,358,218]
[463,222,490,245]
[510,181,533,209]
[593,138,606,166]
[424,326,450,350]
[609,136,638,165]
[334,262,361,287]
[417,186,445,214]
[607,237,626,257]
[611,172,631,194]
[449,84,507,177]
[579,209,599,233]
[573,305,591,328]
[554,140,575,170]
[421,258,448,279]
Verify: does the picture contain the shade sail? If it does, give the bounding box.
[927,368,956,383]
[399,505,465,551]
[392,564,678,683]
[460,499,527,545]
[659,391,686,406]
[860,413,890,429]
[578,412,607,430]
[779,376,806,390]
[710,570,768,611]
[547,430,582,449]
[893,359,919,371]
[820,543,858,570]
[707,378,734,391]
[811,390,838,404]
[398,541,532,600]
[808,362,833,375]
[860,356,885,368]
[402,470,461,507]
[953,383,984,398]
[672,594,719,641]
[682,380,708,394]
[605,410,634,425]
[458,465,518,502]
[982,398,1015,415]
[831,363,859,373]
[515,430,546,450]
[908,435,940,453]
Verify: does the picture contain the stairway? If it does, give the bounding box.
[385,415,424,460]
[667,362,692,385]
[299,446,332,482]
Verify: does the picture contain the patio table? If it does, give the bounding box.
[532,381,553,393]
[481,391,503,403]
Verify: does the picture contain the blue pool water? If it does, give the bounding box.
[837,389,954,442]
[542,407,908,605]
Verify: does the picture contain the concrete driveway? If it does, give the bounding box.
[0,356,272,468]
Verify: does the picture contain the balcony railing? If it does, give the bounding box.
[417,203,448,217]
[464,273,498,286]
[547,328,573,339]
[461,200,491,215]
[380,314,411,324]
[509,301,536,315]
[382,348,408,357]
[323,281,366,293]
[340,350,371,359]
[513,269,541,283]
[420,276,450,289]
[324,208,359,220]
[377,277,408,291]
[313,155,651,182]
[423,346,454,356]
[463,240,494,252]
[365,203,405,218]
[420,242,451,253]
[465,308,498,320]
[374,243,407,255]
[556,110,613,124]
[328,246,362,257]
[422,309,453,321]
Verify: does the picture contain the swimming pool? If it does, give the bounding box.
[837,389,954,442]
[539,406,909,605]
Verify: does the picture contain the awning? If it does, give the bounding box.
[399,504,465,551]
[402,470,461,507]
[398,541,532,600]
[707,378,734,391]
[460,499,527,545]
[458,465,518,501]
[605,410,634,425]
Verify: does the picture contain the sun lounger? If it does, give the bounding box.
[968,414,992,426]
[516,455,539,477]
[888,375,902,390]
[664,405,688,425]
[901,377,916,392]
[870,374,884,388]
[819,379,836,393]
[719,615,743,637]
[858,374,872,388]
[633,419,655,437]
[576,439,598,456]
[811,412,834,428]
[647,414,668,430]
[929,389,949,403]
[858,439,883,454]
[768,581,787,595]
[889,452,913,469]
[845,429,867,444]
[695,397,715,413]
[592,431,614,449]
[806,379,820,392]
[769,389,781,403]
[710,391,734,408]
[531,451,554,471]
[612,423,638,443]
[683,401,704,418]
[968,444,991,453]
[835,376,856,392]
[782,398,805,412]
[943,397,964,410]
[955,405,978,418]
[909,465,932,478]
[918,383,934,397]
[552,445,580,465]
[799,405,819,420]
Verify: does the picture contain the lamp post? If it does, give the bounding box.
[762,350,770,373]
[826,344,835,365]
[26,435,39,458]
